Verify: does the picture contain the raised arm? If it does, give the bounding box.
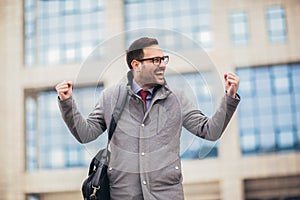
[56,81,106,143]
[182,72,240,141]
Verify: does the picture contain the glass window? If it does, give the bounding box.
[26,97,38,172]
[292,69,300,91]
[229,11,249,46]
[259,132,276,152]
[257,98,273,116]
[24,0,105,67]
[166,72,218,159]
[266,6,287,43]
[236,63,300,155]
[241,129,258,153]
[124,0,212,49]
[25,86,104,171]
[277,127,295,149]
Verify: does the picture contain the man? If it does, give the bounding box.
[56,37,240,200]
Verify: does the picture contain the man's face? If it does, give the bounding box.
[133,45,167,89]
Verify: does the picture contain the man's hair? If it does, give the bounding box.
[126,37,159,69]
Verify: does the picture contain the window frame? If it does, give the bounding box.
[24,84,104,171]
[265,5,287,43]
[229,10,249,46]
[236,63,300,155]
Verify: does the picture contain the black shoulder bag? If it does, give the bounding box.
[82,85,128,200]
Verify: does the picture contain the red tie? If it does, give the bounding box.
[139,90,149,106]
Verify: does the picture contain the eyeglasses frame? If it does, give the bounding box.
[136,55,169,66]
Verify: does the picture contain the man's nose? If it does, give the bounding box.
[159,60,167,68]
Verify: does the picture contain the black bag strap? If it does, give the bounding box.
[108,84,128,141]
[91,84,128,187]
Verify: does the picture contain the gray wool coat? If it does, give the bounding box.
[58,73,240,200]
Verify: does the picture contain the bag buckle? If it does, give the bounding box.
[90,185,100,199]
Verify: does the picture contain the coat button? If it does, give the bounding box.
[142,181,147,185]
[141,152,145,156]
[108,167,112,171]
[141,124,145,127]
[175,166,179,170]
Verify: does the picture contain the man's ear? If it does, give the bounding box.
[131,60,140,70]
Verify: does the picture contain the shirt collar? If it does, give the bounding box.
[132,79,154,95]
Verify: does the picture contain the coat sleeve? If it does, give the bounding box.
[181,92,240,141]
[58,92,107,144]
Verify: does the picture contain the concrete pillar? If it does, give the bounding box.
[0,1,24,200]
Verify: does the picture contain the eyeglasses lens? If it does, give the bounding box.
[153,56,169,65]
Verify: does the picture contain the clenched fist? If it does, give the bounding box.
[55,81,73,100]
[224,72,240,98]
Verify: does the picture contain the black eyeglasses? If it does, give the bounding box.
[137,55,169,66]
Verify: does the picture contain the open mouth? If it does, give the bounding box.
[155,70,164,76]
[155,73,164,79]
